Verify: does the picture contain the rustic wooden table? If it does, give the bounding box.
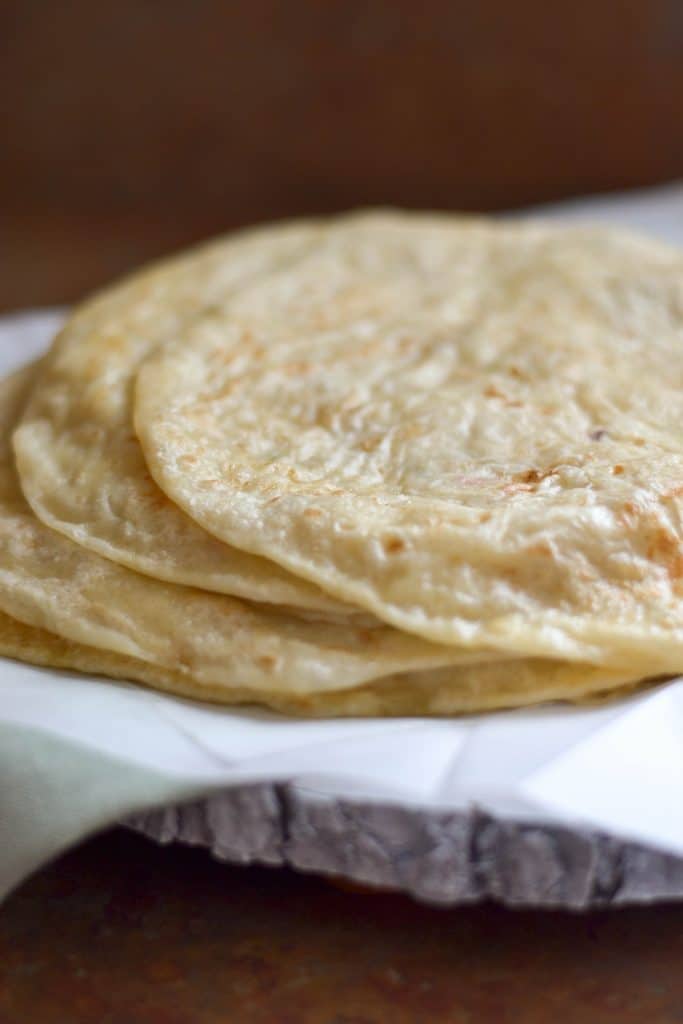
[2,829,683,1023]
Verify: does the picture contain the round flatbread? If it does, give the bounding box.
[134,213,683,668]
[0,608,651,717]
[1,366,496,698]
[12,219,352,612]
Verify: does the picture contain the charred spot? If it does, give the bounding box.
[589,429,608,442]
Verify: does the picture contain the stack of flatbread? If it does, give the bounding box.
[2,212,683,715]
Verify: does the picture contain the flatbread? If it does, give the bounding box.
[1,366,497,697]
[0,608,652,716]
[12,219,352,612]
[134,214,683,669]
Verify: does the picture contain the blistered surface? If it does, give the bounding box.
[135,215,683,667]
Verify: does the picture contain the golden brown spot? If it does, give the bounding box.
[176,644,197,670]
[382,534,406,555]
[287,468,299,482]
[484,385,506,399]
[529,540,553,558]
[648,528,678,559]
[508,366,524,379]
[632,438,646,447]
[647,528,683,581]
[146,491,173,509]
[212,380,240,400]
[617,501,640,528]
[304,507,322,518]
[256,655,277,671]
[360,436,382,452]
[612,464,625,475]
[507,465,560,493]
[522,467,558,486]
[479,511,492,523]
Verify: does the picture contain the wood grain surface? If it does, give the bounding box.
[2,0,682,309]
[3,829,683,1024]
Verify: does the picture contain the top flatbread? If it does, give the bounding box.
[133,213,683,667]
[12,219,353,612]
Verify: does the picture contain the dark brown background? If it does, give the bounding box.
[5,830,683,1024]
[2,0,683,311]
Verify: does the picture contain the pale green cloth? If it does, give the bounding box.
[0,722,210,899]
